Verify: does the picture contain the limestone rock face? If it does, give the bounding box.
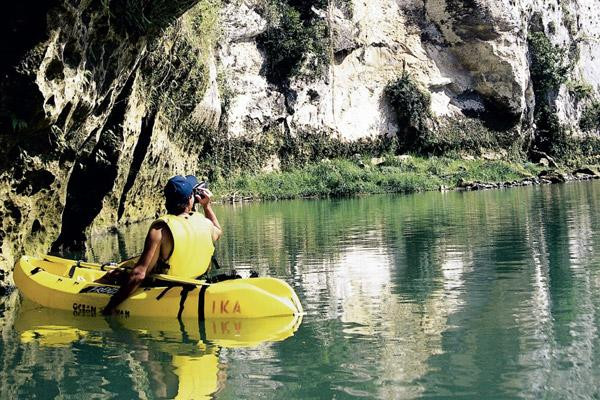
[218,0,285,138]
[1,0,600,284]
[0,0,210,284]
[219,0,600,138]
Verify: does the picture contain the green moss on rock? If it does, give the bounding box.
[140,0,220,134]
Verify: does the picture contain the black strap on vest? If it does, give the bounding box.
[211,255,220,270]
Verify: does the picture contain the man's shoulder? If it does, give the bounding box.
[146,223,165,242]
[150,219,169,230]
[149,220,173,244]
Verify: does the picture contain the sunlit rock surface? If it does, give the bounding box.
[1,0,600,282]
[219,0,600,137]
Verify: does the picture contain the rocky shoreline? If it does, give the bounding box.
[456,167,600,191]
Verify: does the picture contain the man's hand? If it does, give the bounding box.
[102,226,162,316]
[195,188,213,207]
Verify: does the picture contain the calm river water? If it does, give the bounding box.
[1,181,600,399]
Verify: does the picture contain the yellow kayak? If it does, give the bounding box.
[14,255,303,319]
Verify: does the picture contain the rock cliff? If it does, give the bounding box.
[1,0,599,284]
[219,0,600,141]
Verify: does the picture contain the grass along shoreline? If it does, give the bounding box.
[210,155,600,202]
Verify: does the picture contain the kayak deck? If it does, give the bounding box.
[14,256,303,319]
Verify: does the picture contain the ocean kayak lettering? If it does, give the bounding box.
[72,303,130,318]
[73,303,96,316]
[114,308,130,318]
[79,285,119,295]
[211,300,241,314]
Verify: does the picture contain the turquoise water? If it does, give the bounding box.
[2,181,600,399]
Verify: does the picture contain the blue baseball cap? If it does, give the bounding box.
[164,175,198,204]
[185,175,200,189]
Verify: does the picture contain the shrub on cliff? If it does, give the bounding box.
[580,101,600,132]
[384,72,432,151]
[528,32,569,98]
[567,80,594,102]
[257,1,329,85]
[527,31,572,159]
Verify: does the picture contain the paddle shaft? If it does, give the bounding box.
[44,256,210,287]
[100,263,210,287]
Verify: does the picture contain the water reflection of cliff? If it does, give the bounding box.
[417,183,600,398]
[212,184,600,398]
[213,194,478,398]
[75,182,600,397]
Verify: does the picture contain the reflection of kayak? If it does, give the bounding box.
[172,354,219,400]
[14,255,303,319]
[16,300,302,400]
[16,300,303,348]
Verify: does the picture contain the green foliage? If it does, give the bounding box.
[212,156,542,201]
[379,156,541,183]
[384,72,432,150]
[533,104,600,166]
[278,130,397,169]
[419,118,524,158]
[576,136,600,161]
[533,105,574,158]
[580,101,600,132]
[197,127,399,181]
[567,80,594,102]
[198,130,283,181]
[551,134,600,167]
[185,0,221,54]
[528,32,569,98]
[257,0,329,85]
[384,74,526,159]
[109,0,202,37]
[528,31,573,160]
[283,0,328,17]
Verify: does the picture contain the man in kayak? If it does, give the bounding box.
[101,175,222,316]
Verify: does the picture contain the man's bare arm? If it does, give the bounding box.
[102,226,162,315]
[203,203,222,241]
[196,190,222,241]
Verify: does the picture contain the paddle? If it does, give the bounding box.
[43,255,210,287]
[102,263,210,287]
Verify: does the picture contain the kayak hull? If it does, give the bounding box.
[14,256,303,319]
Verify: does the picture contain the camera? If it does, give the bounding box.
[193,181,208,202]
